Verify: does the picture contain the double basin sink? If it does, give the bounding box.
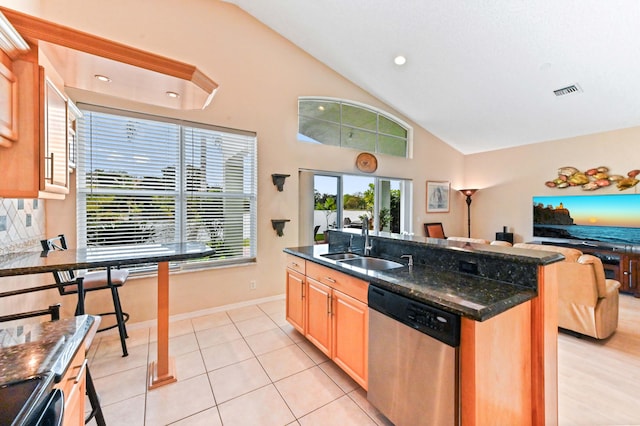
[321,252,404,270]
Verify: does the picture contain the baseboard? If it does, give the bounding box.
[101,293,286,335]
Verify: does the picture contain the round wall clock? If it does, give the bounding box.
[356,152,378,173]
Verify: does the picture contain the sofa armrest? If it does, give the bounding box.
[577,254,607,297]
[604,279,621,297]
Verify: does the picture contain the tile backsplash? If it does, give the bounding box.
[0,199,45,255]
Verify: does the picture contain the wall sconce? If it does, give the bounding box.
[271,174,290,191]
[271,219,290,237]
[458,189,478,238]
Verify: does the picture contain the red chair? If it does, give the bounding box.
[424,222,446,239]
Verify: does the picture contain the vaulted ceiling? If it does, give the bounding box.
[225,0,640,154]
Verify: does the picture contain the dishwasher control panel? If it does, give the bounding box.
[407,303,450,332]
[368,285,460,347]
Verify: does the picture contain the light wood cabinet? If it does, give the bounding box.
[0,10,28,147]
[332,289,368,388]
[54,344,87,426]
[67,99,81,170]
[285,255,369,389]
[0,46,70,199]
[305,277,332,356]
[42,75,69,193]
[285,267,306,334]
[0,51,18,147]
[285,254,306,334]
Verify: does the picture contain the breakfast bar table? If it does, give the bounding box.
[0,242,215,390]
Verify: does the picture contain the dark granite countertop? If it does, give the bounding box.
[0,242,215,278]
[0,315,97,425]
[285,239,562,322]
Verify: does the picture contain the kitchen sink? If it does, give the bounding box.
[338,257,404,271]
[321,252,362,261]
[321,252,404,270]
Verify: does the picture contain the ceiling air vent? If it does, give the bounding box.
[553,84,582,97]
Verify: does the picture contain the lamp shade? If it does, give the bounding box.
[459,189,478,197]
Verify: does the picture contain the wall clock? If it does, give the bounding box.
[356,152,378,173]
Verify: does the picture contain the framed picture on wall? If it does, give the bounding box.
[426,181,450,213]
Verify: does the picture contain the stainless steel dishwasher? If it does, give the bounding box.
[367,285,460,426]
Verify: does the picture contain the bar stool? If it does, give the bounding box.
[40,234,130,357]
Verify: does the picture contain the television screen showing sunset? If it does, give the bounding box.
[533,194,640,227]
[533,194,640,245]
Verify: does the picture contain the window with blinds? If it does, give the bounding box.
[76,105,257,268]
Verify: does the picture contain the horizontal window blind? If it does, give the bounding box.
[77,105,257,269]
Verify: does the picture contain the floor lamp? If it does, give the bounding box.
[459,189,478,238]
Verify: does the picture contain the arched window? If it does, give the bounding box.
[298,98,411,158]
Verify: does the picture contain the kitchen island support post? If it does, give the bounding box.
[148,261,177,389]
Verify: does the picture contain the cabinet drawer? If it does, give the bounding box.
[286,254,306,275]
[54,345,86,404]
[306,262,368,304]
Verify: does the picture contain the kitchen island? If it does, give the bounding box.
[285,229,564,426]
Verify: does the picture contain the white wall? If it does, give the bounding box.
[3,0,638,322]
[465,125,640,243]
[0,0,39,14]
[2,0,465,322]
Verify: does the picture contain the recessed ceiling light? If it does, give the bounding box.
[94,74,111,82]
[394,55,407,66]
[166,91,180,98]
[318,105,325,111]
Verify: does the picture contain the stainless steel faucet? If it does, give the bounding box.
[401,254,413,269]
[363,217,372,256]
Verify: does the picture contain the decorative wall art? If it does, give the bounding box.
[545,166,640,191]
[426,181,450,213]
[356,152,378,173]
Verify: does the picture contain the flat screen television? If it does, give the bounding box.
[532,193,640,249]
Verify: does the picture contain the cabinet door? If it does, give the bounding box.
[627,256,639,296]
[43,77,69,193]
[305,278,332,356]
[0,58,40,198]
[332,289,368,389]
[0,53,18,145]
[55,346,86,426]
[286,268,306,334]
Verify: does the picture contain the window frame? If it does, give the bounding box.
[76,104,257,272]
[298,97,413,158]
[311,171,413,237]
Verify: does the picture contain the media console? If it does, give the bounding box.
[538,241,640,297]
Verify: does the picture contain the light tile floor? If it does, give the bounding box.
[85,299,392,426]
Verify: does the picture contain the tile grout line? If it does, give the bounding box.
[91,301,377,425]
